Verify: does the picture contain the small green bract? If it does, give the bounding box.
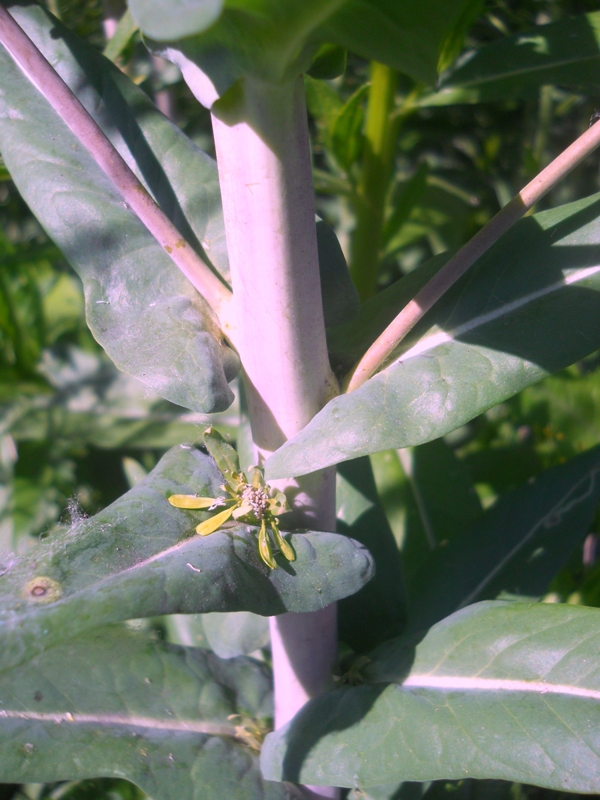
[169,428,294,570]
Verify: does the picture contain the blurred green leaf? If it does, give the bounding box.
[395,438,482,581]
[0,624,286,800]
[422,12,600,106]
[307,44,347,80]
[330,84,368,172]
[262,601,600,791]
[337,457,407,652]
[202,611,270,659]
[102,9,139,63]
[408,444,600,632]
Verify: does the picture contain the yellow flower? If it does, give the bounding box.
[168,428,295,570]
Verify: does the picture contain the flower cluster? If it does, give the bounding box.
[168,428,295,570]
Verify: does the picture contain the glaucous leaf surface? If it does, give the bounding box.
[266,193,600,478]
[262,600,600,791]
[0,445,374,673]
[336,458,407,652]
[408,444,600,632]
[422,11,600,106]
[0,624,287,800]
[0,3,237,414]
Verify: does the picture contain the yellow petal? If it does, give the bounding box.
[271,520,295,562]
[195,506,235,536]
[258,519,277,570]
[169,495,221,509]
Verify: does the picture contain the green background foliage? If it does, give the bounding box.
[2,0,600,798]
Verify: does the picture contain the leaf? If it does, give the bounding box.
[0,444,374,673]
[202,426,243,491]
[422,11,600,106]
[261,600,600,791]
[382,163,430,252]
[128,0,225,42]
[0,3,237,413]
[203,611,270,659]
[320,0,484,85]
[141,0,345,101]
[317,219,360,327]
[307,44,347,80]
[102,8,139,63]
[336,458,407,652]
[407,443,600,633]
[142,0,479,103]
[436,0,483,75]
[329,84,369,173]
[266,192,600,479]
[0,624,288,800]
[395,438,483,580]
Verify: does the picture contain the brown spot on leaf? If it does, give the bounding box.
[23,576,62,604]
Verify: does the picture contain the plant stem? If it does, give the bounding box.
[211,77,339,799]
[0,6,231,318]
[349,62,398,301]
[344,115,600,393]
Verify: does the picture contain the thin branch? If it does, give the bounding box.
[343,116,600,393]
[0,6,232,318]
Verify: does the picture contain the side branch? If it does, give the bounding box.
[343,117,600,393]
[0,6,232,317]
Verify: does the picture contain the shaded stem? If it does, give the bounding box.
[349,62,398,301]
[0,6,231,319]
[344,116,600,393]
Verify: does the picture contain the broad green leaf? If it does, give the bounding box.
[0,624,286,800]
[421,12,600,107]
[0,4,236,413]
[261,600,600,791]
[266,192,600,479]
[203,611,270,658]
[0,444,374,673]
[408,444,600,632]
[337,458,407,652]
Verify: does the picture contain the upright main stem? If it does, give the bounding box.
[211,78,339,799]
